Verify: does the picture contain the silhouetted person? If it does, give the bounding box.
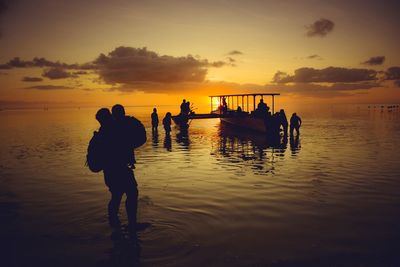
[222,97,228,114]
[151,108,159,134]
[269,112,281,138]
[256,99,270,117]
[290,112,302,136]
[279,109,288,136]
[186,101,191,115]
[237,105,242,113]
[164,134,172,151]
[180,99,187,115]
[258,99,268,111]
[96,108,114,133]
[163,112,172,136]
[100,104,142,232]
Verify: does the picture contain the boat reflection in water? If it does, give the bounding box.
[211,122,301,174]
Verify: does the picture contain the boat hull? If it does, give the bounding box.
[220,116,267,133]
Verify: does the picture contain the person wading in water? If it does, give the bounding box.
[88,104,147,232]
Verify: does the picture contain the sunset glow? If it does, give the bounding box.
[1,0,399,109]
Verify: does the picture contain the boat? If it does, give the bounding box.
[172,93,283,136]
[210,93,281,134]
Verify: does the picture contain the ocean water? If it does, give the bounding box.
[0,105,399,266]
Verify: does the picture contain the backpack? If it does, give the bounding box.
[86,131,104,173]
[125,116,147,149]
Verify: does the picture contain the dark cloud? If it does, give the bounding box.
[42,67,75,79]
[25,85,73,90]
[362,56,385,66]
[385,66,400,80]
[307,54,323,60]
[73,70,89,75]
[227,50,243,56]
[272,71,293,83]
[0,64,11,69]
[94,46,226,85]
[0,56,94,70]
[22,76,43,82]
[306,18,334,37]
[273,67,377,83]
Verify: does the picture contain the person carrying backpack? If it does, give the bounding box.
[87,104,146,232]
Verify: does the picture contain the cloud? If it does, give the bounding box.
[362,56,385,66]
[73,70,89,75]
[22,76,43,82]
[94,46,226,85]
[0,56,94,70]
[24,85,73,90]
[306,18,334,37]
[227,50,243,56]
[273,67,377,83]
[307,54,323,60]
[0,64,11,69]
[42,67,75,79]
[385,66,400,80]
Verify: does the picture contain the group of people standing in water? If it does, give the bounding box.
[221,96,302,137]
[90,100,302,233]
[253,98,302,137]
[151,108,172,136]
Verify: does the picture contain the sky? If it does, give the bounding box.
[0,0,399,109]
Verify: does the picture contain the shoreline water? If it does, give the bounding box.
[1,106,399,266]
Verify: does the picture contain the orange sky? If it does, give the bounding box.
[1,0,399,109]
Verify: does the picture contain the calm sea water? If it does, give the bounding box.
[1,104,399,266]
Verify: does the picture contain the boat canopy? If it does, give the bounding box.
[209,93,280,114]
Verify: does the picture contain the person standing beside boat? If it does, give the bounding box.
[290,113,302,136]
[279,109,288,136]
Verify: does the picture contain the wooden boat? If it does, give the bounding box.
[210,93,280,134]
[173,93,282,135]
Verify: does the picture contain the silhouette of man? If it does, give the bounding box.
[163,112,172,136]
[222,97,228,114]
[180,99,187,115]
[257,99,269,114]
[151,108,159,134]
[100,104,140,231]
[290,112,302,136]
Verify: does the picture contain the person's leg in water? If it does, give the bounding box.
[104,170,123,227]
[126,184,138,230]
[295,126,300,136]
[122,167,139,231]
[108,189,124,227]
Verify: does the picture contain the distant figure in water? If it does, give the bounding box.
[151,108,159,134]
[90,104,147,232]
[290,112,302,136]
[163,112,172,136]
[279,109,288,136]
